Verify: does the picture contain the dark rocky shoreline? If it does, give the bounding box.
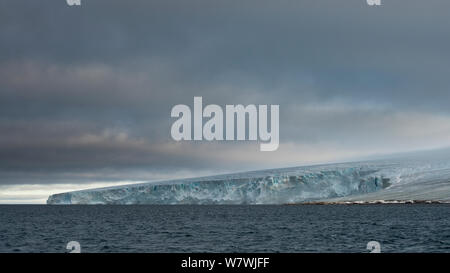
[286,200,449,205]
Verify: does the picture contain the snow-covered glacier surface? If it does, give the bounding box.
[47,157,450,204]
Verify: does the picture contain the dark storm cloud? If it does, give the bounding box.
[1,0,450,185]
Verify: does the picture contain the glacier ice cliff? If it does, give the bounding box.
[47,164,392,204]
[47,157,450,205]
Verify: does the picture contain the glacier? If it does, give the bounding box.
[47,155,450,204]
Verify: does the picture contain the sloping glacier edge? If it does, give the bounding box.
[47,159,450,205]
[47,163,392,204]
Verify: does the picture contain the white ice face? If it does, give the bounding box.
[47,157,450,205]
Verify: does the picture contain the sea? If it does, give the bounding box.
[0,204,448,253]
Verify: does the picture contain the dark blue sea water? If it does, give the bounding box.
[0,205,449,253]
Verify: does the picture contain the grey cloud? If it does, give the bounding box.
[1,0,450,186]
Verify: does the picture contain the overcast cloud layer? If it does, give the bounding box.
[1,0,450,202]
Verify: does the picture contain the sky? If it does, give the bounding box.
[1,0,450,203]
